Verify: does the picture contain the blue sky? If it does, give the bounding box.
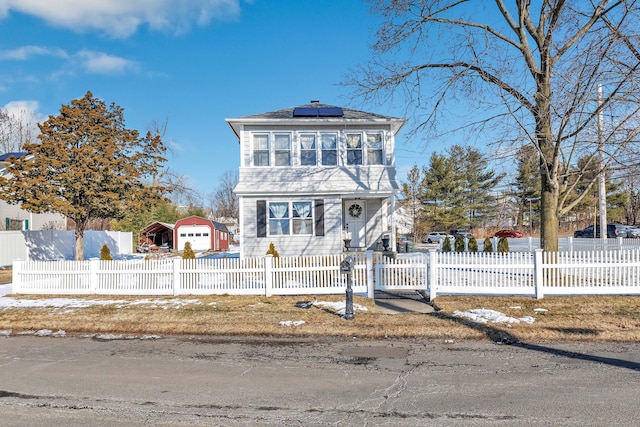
[1,0,427,199]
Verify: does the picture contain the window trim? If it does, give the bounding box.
[266,200,314,236]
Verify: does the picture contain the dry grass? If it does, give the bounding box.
[2,288,640,342]
[0,269,11,284]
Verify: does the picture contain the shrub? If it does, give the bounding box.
[441,236,452,252]
[497,237,509,253]
[483,237,493,253]
[100,244,112,260]
[266,242,280,258]
[468,236,478,252]
[454,236,465,252]
[182,241,196,259]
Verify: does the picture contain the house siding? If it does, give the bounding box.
[0,200,66,230]
[241,196,342,258]
[235,166,399,196]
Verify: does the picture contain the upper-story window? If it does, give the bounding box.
[253,134,270,166]
[367,133,383,165]
[300,134,317,166]
[346,134,363,165]
[252,133,291,166]
[274,134,291,166]
[321,134,337,166]
[251,131,383,167]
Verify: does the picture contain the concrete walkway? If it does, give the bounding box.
[374,290,434,314]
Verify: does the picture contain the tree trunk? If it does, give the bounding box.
[536,70,559,252]
[74,223,85,261]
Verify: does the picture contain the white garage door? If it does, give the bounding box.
[177,225,211,251]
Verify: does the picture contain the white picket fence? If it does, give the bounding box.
[11,249,640,299]
[12,252,377,297]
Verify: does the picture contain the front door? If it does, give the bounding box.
[344,200,366,249]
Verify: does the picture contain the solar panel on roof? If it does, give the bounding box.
[293,107,318,117]
[318,107,343,117]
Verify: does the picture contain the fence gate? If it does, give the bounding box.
[374,253,428,292]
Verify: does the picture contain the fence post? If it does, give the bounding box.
[264,255,273,297]
[428,249,438,300]
[567,236,573,252]
[90,259,99,294]
[173,258,181,296]
[366,250,375,299]
[12,260,21,293]
[533,249,544,299]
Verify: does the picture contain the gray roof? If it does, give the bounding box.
[241,103,399,121]
[226,103,406,138]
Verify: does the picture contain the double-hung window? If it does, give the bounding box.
[253,134,270,166]
[274,134,291,166]
[367,133,383,165]
[268,201,313,236]
[300,134,317,166]
[321,134,337,166]
[346,134,363,165]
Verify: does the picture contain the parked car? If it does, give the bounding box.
[449,229,474,239]
[573,224,626,238]
[621,225,640,238]
[494,229,523,238]
[422,231,452,244]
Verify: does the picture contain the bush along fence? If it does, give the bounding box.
[11,249,640,299]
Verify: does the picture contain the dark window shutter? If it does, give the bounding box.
[257,200,267,237]
[314,199,324,236]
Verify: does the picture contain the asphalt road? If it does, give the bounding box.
[1,335,639,426]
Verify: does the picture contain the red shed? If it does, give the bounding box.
[174,216,230,251]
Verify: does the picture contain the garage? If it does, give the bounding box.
[176,224,212,251]
[173,216,230,252]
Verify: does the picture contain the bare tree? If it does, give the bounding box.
[0,106,39,152]
[208,170,238,219]
[349,1,640,251]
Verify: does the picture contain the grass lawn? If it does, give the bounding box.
[1,278,640,343]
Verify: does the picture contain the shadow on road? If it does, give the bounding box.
[431,310,640,372]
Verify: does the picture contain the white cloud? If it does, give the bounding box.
[3,100,44,123]
[0,45,68,61]
[0,0,241,38]
[75,50,137,75]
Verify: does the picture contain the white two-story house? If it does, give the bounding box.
[226,102,406,258]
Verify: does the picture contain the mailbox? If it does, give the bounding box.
[340,256,353,274]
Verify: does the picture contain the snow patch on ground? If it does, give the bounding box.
[453,308,535,324]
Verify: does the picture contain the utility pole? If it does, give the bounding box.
[598,84,607,240]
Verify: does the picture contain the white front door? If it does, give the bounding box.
[344,200,366,249]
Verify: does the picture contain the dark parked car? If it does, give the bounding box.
[574,224,626,238]
[494,229,523,238]
[450,229,474,239]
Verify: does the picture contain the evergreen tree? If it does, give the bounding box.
[468,236,478,252]
[497,237,509,253]
[100,244,112,261]
[0,92,167,260]
[420,153,464,229]
[441,236,452,252]
[448,145,504,228]
[182,241,196,259]
[483,237,493,253]
[454,235,465,252]
[513,145,541,229]
[402,164,423,240]
[266,242,280,257]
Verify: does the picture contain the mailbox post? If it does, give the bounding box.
[340,256,354,320]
